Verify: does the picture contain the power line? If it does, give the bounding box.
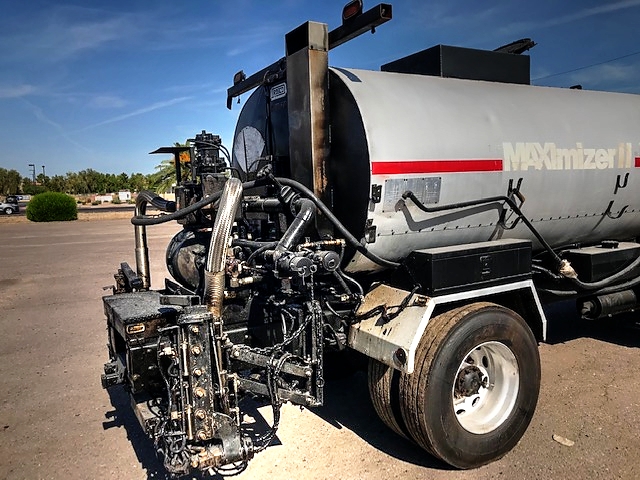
[533,50,640,81]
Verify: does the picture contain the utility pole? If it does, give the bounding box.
[42,165,45,178]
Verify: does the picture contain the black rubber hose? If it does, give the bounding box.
[274,177,400,269]
[131,180,260,226]
[136,190,177,212]
[132,175,399,269]
[568,255,640,290]
[276,198,315,253]
[247,242,279,265]
[538,274,640,297]
[533,252,640,292]
[232,238,279,249]
[402,190,564,269]
[337,268,364,296]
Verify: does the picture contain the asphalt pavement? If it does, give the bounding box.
[0,218,638,480]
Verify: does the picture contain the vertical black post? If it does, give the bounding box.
[285,22,333,237]
[173,152,182,185]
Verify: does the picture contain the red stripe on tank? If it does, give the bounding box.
[635,157,640,167]
[371,159,503,175]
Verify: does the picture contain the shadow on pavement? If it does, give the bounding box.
[102,387,282,479]
[310,369,450,471]
[103,386,172,479]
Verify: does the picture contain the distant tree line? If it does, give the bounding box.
[0,164,176,197]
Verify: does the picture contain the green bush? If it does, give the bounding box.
[112,197,121,204]
[26,192,78,222]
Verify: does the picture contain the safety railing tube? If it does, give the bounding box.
[204,178,244,318]
[134,195,151,290]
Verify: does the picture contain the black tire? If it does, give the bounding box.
[4,207,13,215]
[367,359,410,440]
[399,302,540,469]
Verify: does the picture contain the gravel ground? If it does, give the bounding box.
[0,218,638,480]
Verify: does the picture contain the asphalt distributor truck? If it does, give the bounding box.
[100,2,640,475]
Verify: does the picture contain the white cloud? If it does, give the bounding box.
[500,0,640,36]
[89,95,128,109]
[23,100,63,130]
[162,82,224,94]
[21,99,93,154]
[0,6,150,63]
[0,84,36,98]
[77,96,193,131]
[569,62,639,86]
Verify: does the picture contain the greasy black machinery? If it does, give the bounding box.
[101,1,640,476]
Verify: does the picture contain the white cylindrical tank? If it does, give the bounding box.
[326,68,640,271]
[233,67,640,272]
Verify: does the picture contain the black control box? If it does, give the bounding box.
[404,239,532,296]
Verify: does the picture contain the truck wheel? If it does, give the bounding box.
[367,359,410,440]
[399,302,540,469]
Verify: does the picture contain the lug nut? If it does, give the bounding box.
[191,345,202,355]
[194,387,206,398]
[191,325,199,334]
[197,430,208,441]
[193,368,203,377]
[195,409,206,420]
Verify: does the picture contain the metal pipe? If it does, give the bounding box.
[134,195,151,290]
[133,190,177,289]
[579,289,638,320]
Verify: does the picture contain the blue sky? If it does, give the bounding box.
[1,0,640,178]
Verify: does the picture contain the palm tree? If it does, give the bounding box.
[148,142,191,194]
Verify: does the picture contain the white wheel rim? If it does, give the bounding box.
[452,341,519,434]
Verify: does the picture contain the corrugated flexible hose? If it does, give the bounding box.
[204,177,243,318]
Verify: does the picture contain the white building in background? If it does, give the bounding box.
[118,191,131,202]
[95,194,113,203]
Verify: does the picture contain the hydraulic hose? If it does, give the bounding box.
[538,274,640,297]
[568,254,640,291]
[130,180,260,226]
[535,258,640,296]
[232,238,279,249]
[404,190,640,292]
[136,190,177,212]
[402,190,564,270]
[132,175,399,269]
[273,177,400,269]
[276,198,316,253]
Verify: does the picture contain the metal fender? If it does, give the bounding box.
[348,280,547,374]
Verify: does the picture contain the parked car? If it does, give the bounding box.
[0,200,19,215]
